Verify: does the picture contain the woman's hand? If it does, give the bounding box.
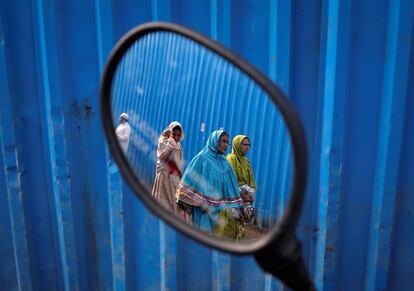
[240,190,250,202]
[247,191,255,203]
[161,128,172,138]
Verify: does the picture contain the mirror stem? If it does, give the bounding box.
[254,232,316,291]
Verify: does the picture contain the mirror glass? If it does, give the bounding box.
[110,31,293,244]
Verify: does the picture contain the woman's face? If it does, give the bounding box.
[172,128,181,142]
[218,134,229,154]
[240,138,250,155]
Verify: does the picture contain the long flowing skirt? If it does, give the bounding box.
[151,172,191,224]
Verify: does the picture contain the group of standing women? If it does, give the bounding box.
[151,122,256,241]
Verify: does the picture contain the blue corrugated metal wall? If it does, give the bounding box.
[0,0,413,290]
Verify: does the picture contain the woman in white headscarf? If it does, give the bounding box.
[151,121,191,223]
[115,113,131,154]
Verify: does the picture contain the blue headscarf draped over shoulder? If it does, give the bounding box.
[176,129,243,230]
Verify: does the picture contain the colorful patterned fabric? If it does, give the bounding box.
[176,129,243,231]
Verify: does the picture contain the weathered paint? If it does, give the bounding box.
[0,15,33,290]
[1,0,413,290]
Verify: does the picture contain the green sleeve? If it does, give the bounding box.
[226,154,238,175]
[248,160,256,190]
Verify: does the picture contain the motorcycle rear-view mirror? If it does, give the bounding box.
[100,22,315,290]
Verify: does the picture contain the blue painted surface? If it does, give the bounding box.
[0,0,413,290]
[0,19,32,290]
[365,1,413,290]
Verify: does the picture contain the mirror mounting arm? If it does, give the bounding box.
[254,232,316,291]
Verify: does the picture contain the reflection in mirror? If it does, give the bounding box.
[111,31,293,244]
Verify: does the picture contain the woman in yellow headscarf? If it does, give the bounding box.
[227,135,256,223]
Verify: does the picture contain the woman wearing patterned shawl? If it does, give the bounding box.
[176,129,244,239]
[151,121,191,223]
[227,135,256,224]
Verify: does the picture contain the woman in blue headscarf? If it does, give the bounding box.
[176,129,244,239]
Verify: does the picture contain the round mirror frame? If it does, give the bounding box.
[100,21,308,255]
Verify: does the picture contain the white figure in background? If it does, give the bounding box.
[115,113,131,154]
